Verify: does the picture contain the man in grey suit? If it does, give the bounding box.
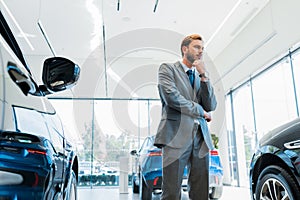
[154,34,217,200]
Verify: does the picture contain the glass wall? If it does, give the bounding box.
[50,98,161,187]
[226,46,300,187]
[225,94,238,186]
[252,58,297,139]
[230,83,256,187]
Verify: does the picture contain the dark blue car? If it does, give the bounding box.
[130,135,223,200]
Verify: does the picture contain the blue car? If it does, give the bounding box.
[130,135,223,200]
[0,10,79,200]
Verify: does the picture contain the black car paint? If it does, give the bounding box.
[249,117,300,199]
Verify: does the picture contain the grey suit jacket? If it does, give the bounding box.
[154,61,217,151]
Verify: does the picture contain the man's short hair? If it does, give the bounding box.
[180,34,203,57]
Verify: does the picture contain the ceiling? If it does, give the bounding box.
[0,0,269,99]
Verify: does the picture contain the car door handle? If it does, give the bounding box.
[284,140,300,149]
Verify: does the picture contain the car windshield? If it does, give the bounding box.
[139,136,155,154]
[143,155,162,172]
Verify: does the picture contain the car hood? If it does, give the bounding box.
[260,117,300,149]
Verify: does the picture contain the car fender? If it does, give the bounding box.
[250,145,298,196]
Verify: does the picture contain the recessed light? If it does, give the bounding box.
[16,33,36,38]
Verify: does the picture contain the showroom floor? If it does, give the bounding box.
[78,185,251,200]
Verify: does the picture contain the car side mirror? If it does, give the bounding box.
[41,57,80,94]
[130,150,137,156]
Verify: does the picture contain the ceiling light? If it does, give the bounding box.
[86,0,103,51]
[206,0,242,47]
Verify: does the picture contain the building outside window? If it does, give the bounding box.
[50,98,161,187]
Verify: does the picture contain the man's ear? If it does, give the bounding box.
[182,46,188,54]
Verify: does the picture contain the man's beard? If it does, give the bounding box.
[186,52,196,64]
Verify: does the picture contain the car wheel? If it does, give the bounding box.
[64,171,77,200]
[132,175,139,193]
[209,185,223,200]
[139,176,152,200]
[255,165,300,200]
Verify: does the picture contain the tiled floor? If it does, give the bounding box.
[78,185,251,200]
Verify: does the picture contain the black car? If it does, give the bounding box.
[0,10,80,200]
[249,117,300,200]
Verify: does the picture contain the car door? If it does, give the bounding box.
[46,113,66,183]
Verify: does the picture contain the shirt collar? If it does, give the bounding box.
[180,61,196,73]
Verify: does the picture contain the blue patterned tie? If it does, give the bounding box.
[187,69,194,88]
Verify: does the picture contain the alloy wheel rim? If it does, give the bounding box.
[260,178,290,200]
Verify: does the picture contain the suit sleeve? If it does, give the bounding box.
[197,80,217,112]
[158,63,208,118]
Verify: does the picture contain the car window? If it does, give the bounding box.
[139,137,153,154]
[13,106,51,140]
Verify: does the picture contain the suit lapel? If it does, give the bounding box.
[174,62,201,100]
[174,61,194,91]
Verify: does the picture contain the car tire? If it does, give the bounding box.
[132,175,139,193]
[255,165,300,200]
[64,171,77,200]
[139,176,152,200]
[209,185,223,200]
